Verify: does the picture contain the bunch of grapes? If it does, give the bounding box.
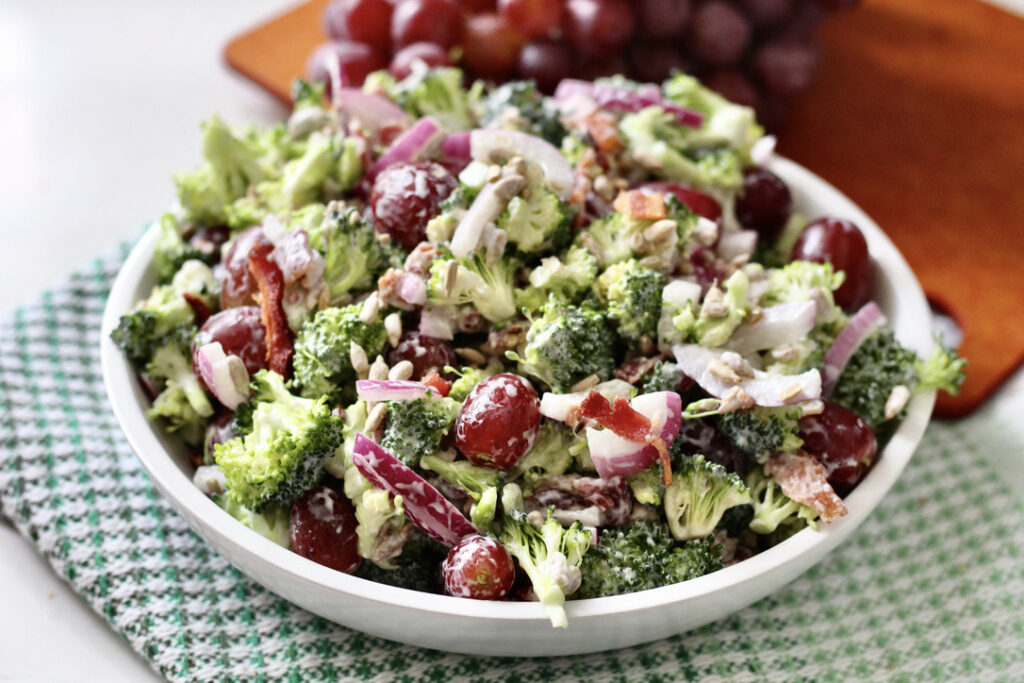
[308,0,859,128]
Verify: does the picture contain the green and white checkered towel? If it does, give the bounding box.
[1,246,1023,682]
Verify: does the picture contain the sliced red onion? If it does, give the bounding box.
[351,434,477,546]
[369,117,444,181]
[716,230,758,263]
[335,87,410,136]
[398,273,427,306]
[355,379,440,403]
[726,300,817,354]
[418,305,456,340]
[672,344,822,406]
[587,391,684,479]
[539,380,634,422]
[632,391,683,443]
[449,182,504,258]
[822,301,887,396]
[553,79,704,128]
[195,342,249,410]
[469,129,574,200]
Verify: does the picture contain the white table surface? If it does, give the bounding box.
[2,1,1023,681]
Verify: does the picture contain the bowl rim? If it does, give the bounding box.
[100,156,936,624]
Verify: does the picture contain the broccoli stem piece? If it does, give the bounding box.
[664,454,751,541]
[746,467,818,535]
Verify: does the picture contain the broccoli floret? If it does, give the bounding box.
[762,260,844,320]
[508,301,616,392]
[594,260,666,344]
[618,107,744,192]
[111,260,218,363]
[640,360,686,395]
[517,245,599,312]
[379,397,461,467]
[664,454,751,541]
[715,405,803,463]
[426,251,519,324]
[292,303,387,403]
[145,338,214,445]
[576,212,641,268]
[694,269,749,348]
[627,465,666,506]
[507,422,576,494]
[291,78,327,110]
[480,80,567,146]
[831,330,919,429]
[389,66,477,131]
[499,510,592,628]
[212,495,291,547]
[214,370,343,509]
[575,520,723,599]
[306,204,382,302]
[746,467,818,535]
[915,342,967,395]
[662,74,765,159]
[355,532,449,593]
[420,455,502,531]
[153,214,206,283]
[497,159,570,254]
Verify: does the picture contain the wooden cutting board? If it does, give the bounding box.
[224,0,1024,418]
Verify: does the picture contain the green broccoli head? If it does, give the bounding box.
[507,422,577,495]
[915,341,966,396]
[307,204,382,302]
[594,259,666,344]
[694,269,749,348]
[640,360,687,395]
[509,301,616,392]
[111,260,218,363]
[661,74,764,159]
[214,370,343,509]
[144,337,214,445]
[153,214,207,283]
[664,454,752,541]
[388,66,477,131]
[446,361,502,402]
[517,245,599,312]
[379,397,461,467]
[762,261,845,321]
[575,519,724,599]
[426,251,519,324]
[212,494,292,547]
[715,405,804,463]
[292,303,387,403]
[497,160,570,254]
[746,466,818,535]
[291,78,327,110]
[480,80,567,146]
[576,212,641,269]
[831,330,919,429]
[499,510,593,628]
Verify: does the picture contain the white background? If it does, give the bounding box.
[1,1,1023,681]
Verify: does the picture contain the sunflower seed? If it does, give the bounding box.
[389,360,414,381]
[384,312,402,348]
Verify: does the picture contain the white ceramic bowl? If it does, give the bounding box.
[101,157,936,656]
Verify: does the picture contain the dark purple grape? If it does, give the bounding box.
[674,418,751,477]
[627,42,689,83]
[740,0,793,29]
[442,535,516,600]
[323,0,394,52]
[517,40,574,92]
[750,39,821,97]
[290,486,362,574]
[791,217,871,311]
[370,161,457,249]
[798,401,877,496]
[685,1,752,66]
[387,331,457,380]
[563,0,637,59]
[735,167,793,244]
[636,0,692,40]
[391,0,464,50]
[700,69,759,107]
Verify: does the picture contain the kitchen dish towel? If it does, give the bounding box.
[1,246,1022,683]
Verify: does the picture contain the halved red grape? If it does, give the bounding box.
[456,373,541,469]
[700,69,759,108]
[499,0,563,39]
[370,161,458,250]
[627,42,689,84]
[798,401,877,496]
[307,40,387,90]
[389,42,454,80]
[791,217,872,311]
[186,225,230,265]
[462,13,527,81]
[684,1,752,66]
[323,0,394,53]
[635,181,723,221]
[290,486,362,574]
[563,0,636,59]
[442,534,515,600]
[193,307,268,378]
[750,39,821,97]
[636,0,692,40]
[386,331,457,380]
[391,0,464,50]
[517,40,574,93]
[735,167,792,244]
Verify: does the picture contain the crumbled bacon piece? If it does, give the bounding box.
[613,189,667,221]
[183,292,212,326]
[765,450,848,523]
[579,392,672,484]
[248,243,294,378]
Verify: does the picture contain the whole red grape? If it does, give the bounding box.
[798,401,877,496]
[370,161,458,250]
[391,0,464,49]
[290,486,362,574]
[685,1,752,66]
[462,13,527,81]
[636,0,692,40]
[628,42,689,83]
[740,0,793,29]
[499,0,563,39]
[563,0,637,59]
[517,40,574,93]
[577,53,629,81]
[193,307,268,378]
[307,40,387,90]
[456,373,541,469]
[791,217,872,311]
[389,42,454,80]
[735,167,793,244]
[323,0,394,53]
[442,534,515,600]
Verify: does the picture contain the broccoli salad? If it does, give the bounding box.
[112,69,964,628]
